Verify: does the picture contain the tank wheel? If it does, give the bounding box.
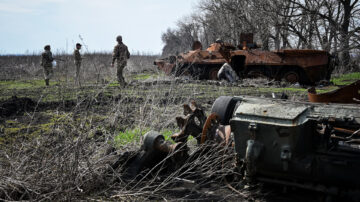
[282,71,300,84]
[247,70,265,78]
[208,68,219,80]
[211,96,238,125]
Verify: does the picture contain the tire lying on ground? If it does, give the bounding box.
[211,96,238,125]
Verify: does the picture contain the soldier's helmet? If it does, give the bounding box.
[76,43,82,47]
[44,45,51,50]
[116,35,122,43]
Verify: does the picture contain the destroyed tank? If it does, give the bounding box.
[211,95,360,195]
[155,34,334,84]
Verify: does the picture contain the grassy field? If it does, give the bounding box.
[331,72,360,85]
[0,53,359,201]
[0,69,358,147]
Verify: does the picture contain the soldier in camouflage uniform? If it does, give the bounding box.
[111,35,130,85]
[40,45,54,86]
[73,43,82,86]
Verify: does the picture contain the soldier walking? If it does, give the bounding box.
[73,43,83,86]
[111,35,130,85]
[40,45,54,86]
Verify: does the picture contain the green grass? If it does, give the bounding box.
[1,119,55,144]
[132,73,156,81]
[331,72,360,85]
[0,79,53,89]
[114,128,149,147]
[114,128,178,147]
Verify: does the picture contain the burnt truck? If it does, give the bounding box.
[211,96,360,195]
[154,34,334,84]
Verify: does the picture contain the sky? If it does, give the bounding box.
[0,0,199,55]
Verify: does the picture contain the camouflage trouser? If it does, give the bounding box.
[116,61,126,84]
[43,65,53,80]
[75,62,81,85]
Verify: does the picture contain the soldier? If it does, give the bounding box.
[40,45,54,86]
[73,43,82,86]
[111,35,130,85]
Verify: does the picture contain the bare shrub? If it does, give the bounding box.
[0,114,113,200]
[110,143,239,201]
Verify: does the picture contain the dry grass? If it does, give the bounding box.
[0,53,323,201]
[0,53,248,201]
[0,53,159,82]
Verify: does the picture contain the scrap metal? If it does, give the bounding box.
[308,80,360,104]
[211,95,360,196]
[117,96,360,198]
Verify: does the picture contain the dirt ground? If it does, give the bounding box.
[0,55,356,201]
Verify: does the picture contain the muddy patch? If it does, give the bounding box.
[0,96,35,117]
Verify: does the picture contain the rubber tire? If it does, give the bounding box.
[143,131,164,152]
[282,71,300,84]
[211,96,238,125]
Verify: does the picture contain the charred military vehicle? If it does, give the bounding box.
[155,34,334,84]
[220,46,333,84]
[211,96,360,195]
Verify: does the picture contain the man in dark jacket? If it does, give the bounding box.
[73,43,83,86]
[41,45,54,86]
[111,35,130,85]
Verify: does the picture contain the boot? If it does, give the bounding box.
[45,79,49,86]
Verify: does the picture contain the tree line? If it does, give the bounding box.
[161,0,360,68]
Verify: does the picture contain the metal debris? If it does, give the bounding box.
[308,80,360,104]
[171,101,230,145]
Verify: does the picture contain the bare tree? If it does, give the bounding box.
[160,0,360,70]
[289,0,360,66]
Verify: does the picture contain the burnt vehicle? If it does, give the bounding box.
[211,96,360,195]
[220,47,334,84]
[155,34,334,84]
[219,33,334,84]
[154,41,236,80]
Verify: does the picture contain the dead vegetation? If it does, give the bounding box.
[0,53,351,201]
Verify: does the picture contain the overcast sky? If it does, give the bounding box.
[0,0,198,55]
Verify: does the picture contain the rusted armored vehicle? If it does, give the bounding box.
[155,34,334,84]
[220,46,334,84]
[211,96,360,195]
[154,41,235,80]
[218,33,334,84]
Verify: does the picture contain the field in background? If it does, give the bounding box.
[0,53,359,201]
